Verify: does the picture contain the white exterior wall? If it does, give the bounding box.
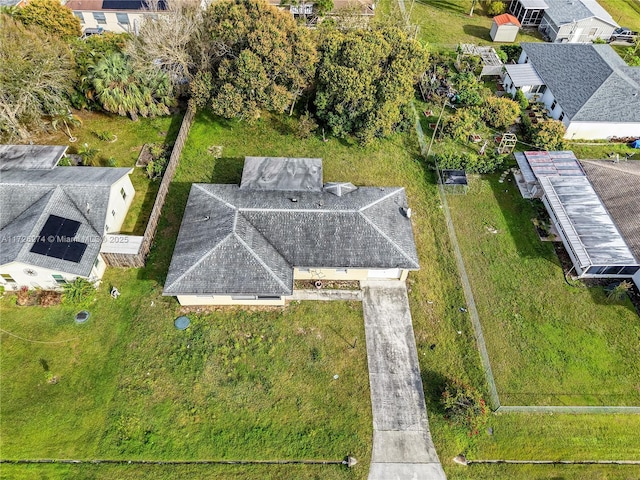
[105,174,135,234]
[565,122,640,140]
[0,259,104,291]
[176,295,286,306]
[75,10,147,34]
[552,18,616,43]
[634,269,640,288]
[491,24,520,42]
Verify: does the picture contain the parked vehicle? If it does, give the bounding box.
[609,27,638,43]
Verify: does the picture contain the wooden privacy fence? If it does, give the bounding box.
[102,106,196,268]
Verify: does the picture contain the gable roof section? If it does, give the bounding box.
[521,43,640,122]
[163,184,419,296]
[494,13,521,26]
[0,167,132,277]
[581,160,640,262]
[544,0,617,26]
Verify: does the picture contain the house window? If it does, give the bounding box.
[1,274,16,283]
[105,224,109,232]
[298,268,310,273]
[94,258,100,268]
[558,112,565,121]
[52,274,67,285]
[112,209,116,217]
[588,28,598,36]
[551,100,557,110]
[620,266,640,275]
[335,269,348,274]
[116,12,129,24]
[257,296,282,300]
[231,295,258,300]
[74,12,84,23]
[120,187,127,201]
[93,12,106,24]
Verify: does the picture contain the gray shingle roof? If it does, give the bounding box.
[0,167,132,277]
[0,145,67,171]
[544,0,617,26]
[521,43,640,122]
[581,160,640,261]
[240,157,323,191]
[164,183,419,296]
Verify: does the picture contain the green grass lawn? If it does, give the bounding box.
[31,110,183,235]
[4,110,640,479]
[447,174,640,406]
[601,0,640,31]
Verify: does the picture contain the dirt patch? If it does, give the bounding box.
[15,289,62,307]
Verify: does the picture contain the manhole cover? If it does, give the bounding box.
[174,316,190,330]
[75,310,90,324]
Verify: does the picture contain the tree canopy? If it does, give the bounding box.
[201,0,317,119]
[314,27,428,144]
[15,0,81,40]
[0,15,75,140]
[86,52,175,121]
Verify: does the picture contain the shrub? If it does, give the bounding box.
[607,280,633,302]
[296,112,318,139]
[482,96,520,129]
[531,119,566,150]
[514,89,529,111]
[62,278,95,305]
[487,1,506,15]
[441,380,489,436]
[77,143,99,165]
[442,109,482,142]
[434,149,507,174]
[500,44,522,63]
[495,49,508,63]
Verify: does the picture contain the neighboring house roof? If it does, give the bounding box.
[544,0,617,26]
[164,161,419,296]
[504,63,544,87]
[517,0,549,9]
[0,145,67,171]
[521,43,640,123]
[581,160,640,262]
[66,0,166,11]
[494,13,521,27]
[0,167,132,277]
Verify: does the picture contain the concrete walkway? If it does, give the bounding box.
[361,281,446,480]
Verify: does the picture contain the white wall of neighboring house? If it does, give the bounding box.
[105,174,135,234]
[75,10,147,34]
[565,122,640,140]
[0,258,106,291]
[634,269,640,289]
[540,16,617,43]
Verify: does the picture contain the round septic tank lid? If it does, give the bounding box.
[174,316,191,330]
[75,310,90,324]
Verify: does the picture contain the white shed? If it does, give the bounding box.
[490,13,521,42]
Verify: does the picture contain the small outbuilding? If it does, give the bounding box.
[490,14,521,42]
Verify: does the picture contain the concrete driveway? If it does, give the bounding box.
[361,280,446,480]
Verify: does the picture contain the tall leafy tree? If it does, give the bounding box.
[0,15,75,140]
[202,0,317,120]
[15,0,81,40]
[86,52,175,120]
[314,27,428,144]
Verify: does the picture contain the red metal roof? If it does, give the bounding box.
[493,13,521,27]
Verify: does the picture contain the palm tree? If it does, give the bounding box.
[50,110,82,142]
[87,53,174,121]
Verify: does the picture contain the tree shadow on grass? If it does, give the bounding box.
[417,0,467,15]
[211,156,244,184]
[462,24,492,42]
[421,369,450,414]
[138,181,192,285]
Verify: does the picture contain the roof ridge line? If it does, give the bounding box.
[193,184,237,210]
[165,231,234,291]
[358,187,404,212]
[232,227,291,293]
[358,210,419,269]
[58,186,104,237]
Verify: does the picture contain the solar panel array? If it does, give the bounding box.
[30,215,88,263]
